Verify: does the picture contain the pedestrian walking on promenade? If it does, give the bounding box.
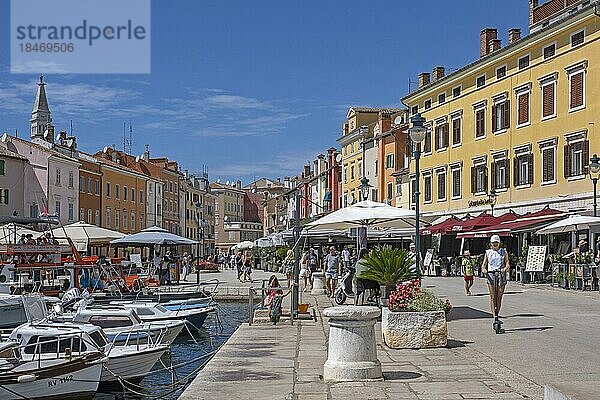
[283,249,295,288]
[300,250,311,291]
[235,251,244,281]
[481,235,510,333]
[242,250,253,282]
[462,250,474,295]
[324,246,340,297]
[342,246,350,268]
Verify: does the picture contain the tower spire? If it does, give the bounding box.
[30,74,52,141]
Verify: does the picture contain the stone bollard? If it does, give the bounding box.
[311,272,326,295]
[323,306,382,382]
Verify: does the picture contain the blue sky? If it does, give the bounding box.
[0,0,530,184]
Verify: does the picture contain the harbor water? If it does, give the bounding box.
[95,301,248,400]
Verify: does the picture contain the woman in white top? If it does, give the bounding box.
[480,235,510,331]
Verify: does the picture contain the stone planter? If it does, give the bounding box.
[381,308,447,349]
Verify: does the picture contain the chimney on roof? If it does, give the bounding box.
[111,151,118,163]
[529,0,539,27]
[489,38,502,53]
[508,28,521,44]
[480,28,497,57]
[432,66,445,81]
[142,144,150,161]
[303,164,311,178]
[418,72,431,88]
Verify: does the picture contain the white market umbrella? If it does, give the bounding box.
[232,240,255,250]
[52,221,124,251]
[305,200,418,230]
[111,226,197,246]
[535,214,600,235]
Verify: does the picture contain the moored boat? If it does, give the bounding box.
[1,326,106,400]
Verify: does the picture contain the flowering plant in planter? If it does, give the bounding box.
[388,279,421,311]
[388,279,451,314]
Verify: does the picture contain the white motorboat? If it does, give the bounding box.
[1,325,106,399]
[9,321,169,386]
[69,306,185,345]
[114,299,216,331]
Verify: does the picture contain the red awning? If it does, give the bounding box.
[441,211,518,234]
[456,208,565,239]
[420,216,462,235]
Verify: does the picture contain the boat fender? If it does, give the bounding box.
[17,374,36,383]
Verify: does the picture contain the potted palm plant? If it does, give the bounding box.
[360,245,413,305]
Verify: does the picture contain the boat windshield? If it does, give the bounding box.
[88,315,133,329]
[89,331,108,347]
[23,335,88,354]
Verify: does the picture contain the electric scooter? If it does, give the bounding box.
[491,271,504,334]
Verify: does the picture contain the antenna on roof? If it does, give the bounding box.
[408,78,419,93]
[123,121,133,154]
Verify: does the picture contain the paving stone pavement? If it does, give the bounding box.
[179,284,542,400]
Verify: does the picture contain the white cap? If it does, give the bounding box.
[490,234,501,243]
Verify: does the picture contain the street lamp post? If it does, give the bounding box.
[292,190,301,319]
[589,154,600,217]
[488,188,498,217]
[408,113,427,278]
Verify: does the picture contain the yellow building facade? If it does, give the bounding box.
[402,2,598,217]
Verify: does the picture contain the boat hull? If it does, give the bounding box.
[0,359,102,400]
[101,345,167,383]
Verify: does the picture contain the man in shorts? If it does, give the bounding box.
[324,246,340,297]
[462,250,474,295]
